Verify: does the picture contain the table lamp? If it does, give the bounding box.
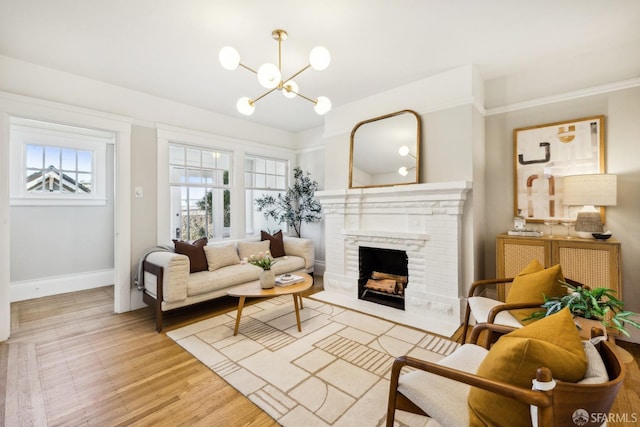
[562,174,617,239]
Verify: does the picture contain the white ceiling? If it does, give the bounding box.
[1,0,639,133]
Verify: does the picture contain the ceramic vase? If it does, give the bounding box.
[260,269,275,289]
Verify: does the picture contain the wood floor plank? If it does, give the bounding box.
[3,282,638,426]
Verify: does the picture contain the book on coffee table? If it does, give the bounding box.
[275,274,305,286]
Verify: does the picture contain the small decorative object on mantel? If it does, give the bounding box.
[524,280,640,338]
[248,251,277,289]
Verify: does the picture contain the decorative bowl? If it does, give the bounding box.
[592,233,612,240]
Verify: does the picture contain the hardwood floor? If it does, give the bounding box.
[1,281,639,426]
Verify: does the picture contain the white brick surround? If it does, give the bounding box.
[314,182,472,336]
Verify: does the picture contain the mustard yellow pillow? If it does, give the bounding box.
[468,308,587,427]
[506,260,565,323]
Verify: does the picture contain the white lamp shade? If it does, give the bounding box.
[309,46,330,71]
[236,97,255,115]
[562,174,617,206]
[219,46,240,70]
[398,145,410,156]
[257,63,281,89]
[398,167,408,176]
[282,80,298,98]
[314,96,331,115]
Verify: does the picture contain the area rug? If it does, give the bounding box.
[167,296,459,426]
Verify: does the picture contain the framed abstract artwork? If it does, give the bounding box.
[513,115,605,222]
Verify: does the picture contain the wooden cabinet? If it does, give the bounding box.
[496,234,622,305]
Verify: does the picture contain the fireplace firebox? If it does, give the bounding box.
[358,246,408,310]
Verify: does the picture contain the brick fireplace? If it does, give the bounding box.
[314,182,472,336]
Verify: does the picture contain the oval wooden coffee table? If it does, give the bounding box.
[227,273,313,336]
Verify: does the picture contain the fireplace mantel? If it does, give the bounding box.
[315,181,472,336]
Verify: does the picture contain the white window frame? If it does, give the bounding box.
[168,143,232,241]
[245,154,289,235]
[9,117,111,206]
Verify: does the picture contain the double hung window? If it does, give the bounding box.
[169,144,231,240]
[245,155,288,235]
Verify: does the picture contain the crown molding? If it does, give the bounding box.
[486,77,640,116]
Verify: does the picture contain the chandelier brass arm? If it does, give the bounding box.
[219,29,331,116]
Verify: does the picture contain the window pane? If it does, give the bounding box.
[186,168,202,184]
[45,147,60,169]
[276,176,285,189]
[276,161,285,176]
[218,153,230,170]
[202,151,216,169]
[62,172,76,192]
[26,145,43,169]
[61,149,75,170]
[266,175,276,189]
[169,146,184,164]
[186,148,200,167]
[77,173,92,193]
[171,166,186,183]
[266,160,275,174]
[26,169,43,192]
[202,169,214,185]
[255,174,266,188]
[77,151,92,172]
[255,158,265,173]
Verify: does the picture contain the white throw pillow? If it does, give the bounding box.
[237,240,270,261]
[204,244,240,271]
[578,340,609,384]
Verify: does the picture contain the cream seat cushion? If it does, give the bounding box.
[467,296,523,328]
[397,344,488,427]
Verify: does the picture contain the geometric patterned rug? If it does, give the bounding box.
[167,296,459,426]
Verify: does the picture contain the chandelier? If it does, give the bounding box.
[218,29,331,116]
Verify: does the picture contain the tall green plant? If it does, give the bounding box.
[255,167,322,237]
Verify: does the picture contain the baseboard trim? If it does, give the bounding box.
[10,269,114,302]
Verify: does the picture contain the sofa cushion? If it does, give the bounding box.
[238,240,270,261]
[173,237,208,273]
[204,244,240,271]
[506,259,565,323]
[270,256,306,275]
[468,307,587,426]
[261,230,286,258]
[187,263,261,296]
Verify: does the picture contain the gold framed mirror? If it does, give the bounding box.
[349,110,421,188]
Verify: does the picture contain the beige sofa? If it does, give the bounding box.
[142,236,314,331]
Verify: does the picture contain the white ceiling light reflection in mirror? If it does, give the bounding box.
[349,110,421,189]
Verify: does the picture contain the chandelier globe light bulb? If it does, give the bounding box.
[309,46,330,71]
[282,80,298,99]
[398,166,408,177]
[236,97,255,115]
[219,46,240,70]
[314,96,332,115]
[398,145,410,156]
[257,63,281,89]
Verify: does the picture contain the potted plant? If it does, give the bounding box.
[248,251,277,289]
[255,167,322,238]
[525,281,640,337]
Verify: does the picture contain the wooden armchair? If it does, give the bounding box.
[387,323,625,427]
[461,276,583,343]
